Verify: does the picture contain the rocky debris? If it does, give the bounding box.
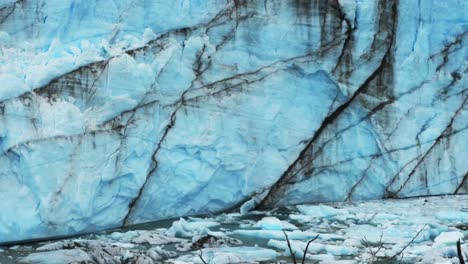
[176,234,242,252]
[20,239,177,264]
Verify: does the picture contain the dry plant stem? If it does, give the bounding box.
[371,233,384,263]
[360,232,384,263]
[374,233,384,256]
[198,249,208,264]
[397,253,404,264]
[457,239,466,264]
[390,225,427,260]
[302,234,320,264]
[283,231,297,264]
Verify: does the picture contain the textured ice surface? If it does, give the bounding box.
[434,231,464,246]
[174,247,279,264]
[268,238,358,257]
[166,218,219,238]
[1,196,466,264]
[18,249,93,264]
[255,216,298,231]
[0,0,467,242]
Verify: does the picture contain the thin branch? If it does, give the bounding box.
[458,239,466,264]
[390,225,426,260]
[372,233,385,263]
[302,234,319,264]
[283,231,297,264]
[397,253,404,264]
[198,249,208,264]
[361,233,384,264]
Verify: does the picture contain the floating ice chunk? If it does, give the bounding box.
[430,260,452,264]
[86,246,134,263]
[234,229,344,241]
[267,239,357,258]
[342,238,361,247]
[252,217,278,230]
[24,237,179,263]
[146,246,177,261]
[107,230,141,241]
[324,244,358,256]
[255,216,298,230]
[404,244,433,256]
[296,204,348,218]
[131,230,184,245]
[36,240,107,251]
[344,224,434,244]
[166,218,220,238]
[372,213,401,221]
[176,246,279,264]
[433,231,464,246]
[343,224,383,243]
[109,242,136,248]
[234,229,320,241]
[308,253,335,261]
[418,247,459,264]
[289,214,319,223]
[435,211,468,223]
[18,249,92,264]
[36,241,70,251]
[320,261,357,264]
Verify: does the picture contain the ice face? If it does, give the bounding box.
[0,0,466,243]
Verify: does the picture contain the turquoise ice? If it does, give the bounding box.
[0,0,466,243]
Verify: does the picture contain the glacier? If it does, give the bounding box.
[0,0,466,243]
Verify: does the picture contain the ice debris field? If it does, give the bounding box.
[0,0,467,244]
[0,0,467,263]
[0,195,466,263]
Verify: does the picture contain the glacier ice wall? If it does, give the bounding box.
[0,0,466,243]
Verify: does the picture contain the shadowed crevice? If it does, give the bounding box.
[387,94,468,197]
[253,0,399,210]
[455,172,468,194]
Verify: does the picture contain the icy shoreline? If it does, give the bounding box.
[1,195,467,264]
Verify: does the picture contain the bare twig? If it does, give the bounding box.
[302,234,319,264]
[283,231,297,264]
[373,233,385,262]
[397,253,404,264]
[361,233,384,264]
[198,249,208,264]
[457,239,466,264]
[390,225,427,260]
